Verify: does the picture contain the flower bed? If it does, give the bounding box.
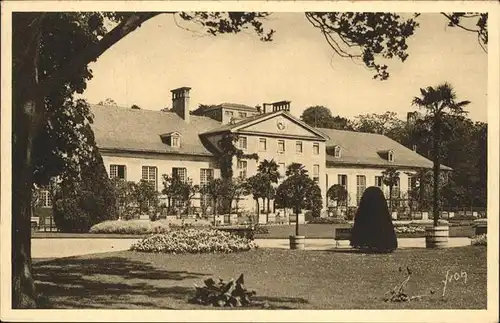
[130,228,257,254]
[394,225,425,234]
[471,234,487,246]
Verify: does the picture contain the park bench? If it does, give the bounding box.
[472,219,487,235]
[333,227,352,248]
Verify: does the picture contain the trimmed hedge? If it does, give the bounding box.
[89,220,171,235]
[308,217,348,225]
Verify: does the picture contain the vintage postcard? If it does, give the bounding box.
[1,1,498,322]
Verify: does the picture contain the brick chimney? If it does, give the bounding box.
[171,87,191,123]
[262,103,273,114]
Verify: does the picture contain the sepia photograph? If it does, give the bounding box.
[1,1,498,322]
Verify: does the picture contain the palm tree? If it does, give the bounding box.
[412,82,470,227]
[286,162,308,177]
[257,159,280,220]
[244,174,267,224]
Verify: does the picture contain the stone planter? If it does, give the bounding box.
[425,225,449,248]
[289,235,305,250]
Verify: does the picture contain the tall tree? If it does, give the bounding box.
[244,174,267,223]
[97,98,118,106]
[300,106,354,130]
[257,159,280,220]
[412,82,470,227]
[202,178,225,223]
[275,164,322,236]
[12,12,274,307]
[353,111,408,143]
[286,162,308,177]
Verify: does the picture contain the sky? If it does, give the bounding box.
[79,13,488,122]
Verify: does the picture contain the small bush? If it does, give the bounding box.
[308,217,348,225]
[130,228,257,253]
[345,207,357,221]
[471,234,487,246]
[53,197,91,232]
[53,154,118,232]
[189,274,256,307]
[89,220,171,234]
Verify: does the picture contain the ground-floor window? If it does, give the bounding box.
[313,164,320,183]
[237,160,247,179]
[338,174,348,191]
[39,190,52,208]
[172,167,187,183]
[356,175,366,205]
[142,166,158,190]
[110,164,126,180]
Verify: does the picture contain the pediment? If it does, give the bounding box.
[236,112,327,140]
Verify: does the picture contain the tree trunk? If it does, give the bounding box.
[266,196,270,223]
[432,120,441,227]
[255,199,260,224]
[12,97,45,308]
[419,176,425,210]
[295,209,300,236]
[389,186,393,212]
[213,199,217,226]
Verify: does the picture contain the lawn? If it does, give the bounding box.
[255,224,474,239]
[33,246,486,309]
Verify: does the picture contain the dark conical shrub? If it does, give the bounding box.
[349,186,397,253]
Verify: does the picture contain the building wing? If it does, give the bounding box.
[316,127,452,170]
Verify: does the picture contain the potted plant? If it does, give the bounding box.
[275,163,323,250]
[412,82,470,248]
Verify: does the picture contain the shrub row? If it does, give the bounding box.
[130,228,257,254]
[308,217,349,225]
[89,218,212,234]
[89,220,171,235]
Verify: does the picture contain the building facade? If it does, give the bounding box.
[90,86,449,215]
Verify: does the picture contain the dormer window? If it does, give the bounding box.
[377,149,395,162]
[171,134,180,148]
[388,150,395,162]
[333,145,341,158]
[160,132,181,148]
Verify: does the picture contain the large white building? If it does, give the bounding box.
[90,86,450,214]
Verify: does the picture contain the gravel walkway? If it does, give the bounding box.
[31,237,472,259]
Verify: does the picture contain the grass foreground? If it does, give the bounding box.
[33,246,486,309]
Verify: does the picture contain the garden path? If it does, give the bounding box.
[31,237,471,259]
